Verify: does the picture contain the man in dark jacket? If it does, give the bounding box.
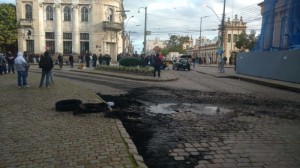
[6,51,15,73]
[153,53,162,77]
[39,50,53,88]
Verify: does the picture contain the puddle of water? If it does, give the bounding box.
[148,103,232,115]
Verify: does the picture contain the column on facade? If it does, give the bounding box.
[38,3,45,53]
[55,4,62,54]
[72,4,79,54]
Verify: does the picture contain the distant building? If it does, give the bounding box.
[187,14,247,63]
[16,0,126,62]
[146,37,167,54]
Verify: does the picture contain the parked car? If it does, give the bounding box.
[173,58,190,71]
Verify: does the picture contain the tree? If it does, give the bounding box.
[247,30,257,50]
[235,30,257,51]
[235,31,248,51]
[0,3,17,52]
[166,35,190,54]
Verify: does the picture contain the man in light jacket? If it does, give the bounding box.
[14,52,29,88]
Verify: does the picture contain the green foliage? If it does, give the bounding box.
[235,30,257,51]
[160,48,169,57]
[95,65,154,76]
[166,35,190,53]
[119,57,142,67]
[0,3,17,51]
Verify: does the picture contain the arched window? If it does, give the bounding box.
[107,8,113,21]
[46,6,54,21]
[81,7,88,22]
[64,6,71,21]
[25,4,32,20]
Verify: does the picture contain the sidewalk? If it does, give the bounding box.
[0,72,146,168]
[193,64,300,93]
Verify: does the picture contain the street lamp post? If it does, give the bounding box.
[123,15,134,56]
[138,7,147,54]
[205,2,226,59]
[199,16,209,56]
[220,0,226,58]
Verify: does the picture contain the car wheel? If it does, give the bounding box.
[55,99,82,112]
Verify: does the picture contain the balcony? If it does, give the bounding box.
[19,19,33,27]
[103,21,122,31]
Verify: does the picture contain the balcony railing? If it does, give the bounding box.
[103,21,122,31]
[19,19,33,27]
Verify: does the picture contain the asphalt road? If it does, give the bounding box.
[30,67,300,168]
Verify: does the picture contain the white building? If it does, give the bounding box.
[146,37,167,53]
[16,0,126,62]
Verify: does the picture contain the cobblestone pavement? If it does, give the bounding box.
[0,73,145,168]
[118,87,300,168]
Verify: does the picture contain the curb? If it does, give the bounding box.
[69,69,179,82]
[195,70,300,93]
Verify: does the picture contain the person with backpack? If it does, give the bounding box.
[39,50,53,88]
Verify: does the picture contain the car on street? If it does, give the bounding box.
[173,58,190,71]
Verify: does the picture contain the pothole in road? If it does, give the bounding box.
[148,103,232,115]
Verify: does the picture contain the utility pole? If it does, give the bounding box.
[199,16,208,56]
[138,7,147,54]
[220,0,226,58]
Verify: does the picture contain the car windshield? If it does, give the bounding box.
[179,59,188,63]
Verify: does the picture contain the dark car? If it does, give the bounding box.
[173,58,190,71]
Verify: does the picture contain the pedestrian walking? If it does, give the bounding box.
[0,53,7,75]
[6,51,15,74]
[98,54,103,65]
[85,51,90,67]
[92,54,97,67]
[69,54,74,68]
[14,52,29,88]
[58,53,63,69]
[153,53,162,77]
[39,50,53,88]
[23,52,30,83]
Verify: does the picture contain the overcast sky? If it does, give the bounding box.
[1,0,263,53]
[124,0,263,53]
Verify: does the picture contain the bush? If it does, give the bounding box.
[119,57,142,67]
[95,65,154,76]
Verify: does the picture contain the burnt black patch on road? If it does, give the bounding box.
[98,87,300,168]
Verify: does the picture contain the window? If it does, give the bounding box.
[45,41,55,54]
[80,42,89,53]
[81,7,88,22]
[25,4,32,20]
[63,33,72,55]
[26,40,34,53]
[46,6,54,21]
[63,33,72,39]
[45,32,55,39]
[63,41,72,54]
[80,33,89,53]
[80,33,89,40]
[107,8,113,21]
[233,34,238,43]
[45,32,55,54]
[64,6,71,21]
[228,34,231,43]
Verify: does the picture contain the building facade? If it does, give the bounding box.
[146,37,167,54]
[255,0,300,51]
[187,14,246,64]
[16,0,126,62]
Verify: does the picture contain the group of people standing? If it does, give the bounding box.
[79,52,112,68]
[1,49,54,89]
